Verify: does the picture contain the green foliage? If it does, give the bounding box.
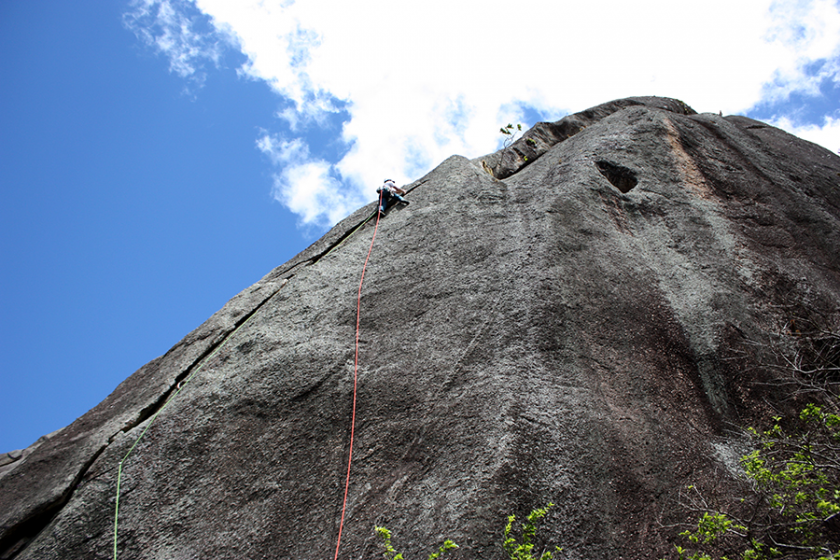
[375,526,403,560]
[674,512,758,560]
[374,526,457,560]
[745,406,840,535]
[493,122,525,176]
[499,122,523,148]
[499,123,522,159]
[672,402,840,559]
[503,504,562,560]
[376,504,561,560]
[681,512,746,545]
[671,317,840,560]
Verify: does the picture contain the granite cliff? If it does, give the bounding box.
[2,97,840,559]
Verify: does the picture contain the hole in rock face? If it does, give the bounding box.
[596,160,638,193]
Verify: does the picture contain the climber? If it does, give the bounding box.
[376,179,409,215]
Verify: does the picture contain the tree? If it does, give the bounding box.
[673,313,840,560]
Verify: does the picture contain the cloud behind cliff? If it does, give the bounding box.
[126,0,840,226]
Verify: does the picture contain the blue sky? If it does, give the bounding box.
[1,0,839,453]
[0,2,307,452]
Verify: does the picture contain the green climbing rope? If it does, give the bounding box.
[112,282,285,559]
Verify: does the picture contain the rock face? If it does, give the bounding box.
[2,97,840,560]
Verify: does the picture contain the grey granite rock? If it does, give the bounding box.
[2,97,839,560]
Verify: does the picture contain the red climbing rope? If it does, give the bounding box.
[334,193,384,560]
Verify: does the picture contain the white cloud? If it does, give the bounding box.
[129,0,840,227]
[256,134,365,227]
[769,114,840,153]
[760,0,840,101]
[124,0,230,89]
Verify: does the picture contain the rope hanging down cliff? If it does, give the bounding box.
[110,280,288,560]
[110,187,394,560]
[333,188,386,560]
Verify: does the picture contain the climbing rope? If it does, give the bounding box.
[333,192,384,560]
[112,282,285,560]
[111,191,388,560]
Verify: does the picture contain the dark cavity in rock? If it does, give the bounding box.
[596,160,638,193]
